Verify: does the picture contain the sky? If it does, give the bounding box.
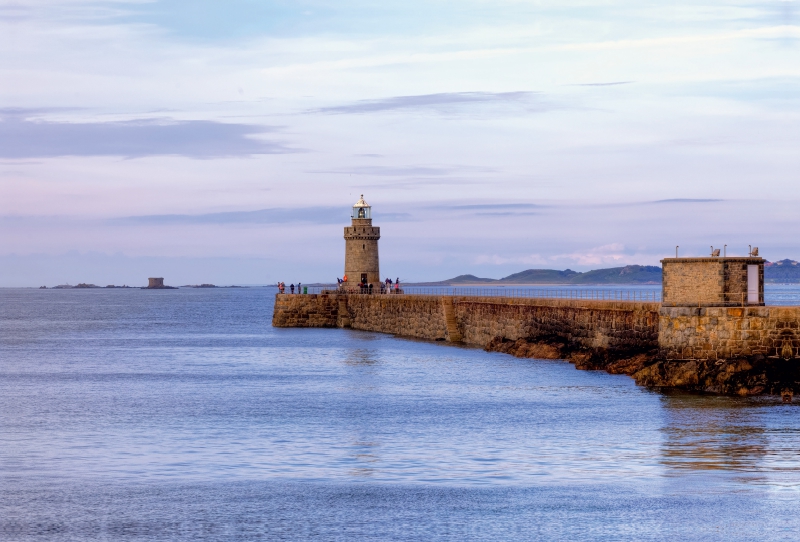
[1,0,798,286]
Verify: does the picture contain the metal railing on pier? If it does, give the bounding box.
[399,287,661,301]
[296,286,662,302]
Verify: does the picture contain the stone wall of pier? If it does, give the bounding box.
[453,297,660,352]
[659,306,800,360]
[272,294,660,353]
[271,293,340,328]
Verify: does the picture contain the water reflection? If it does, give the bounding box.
[348,440,381,478]
[342,346,383,477]
[344,348,379,366]
[659,392,800,486]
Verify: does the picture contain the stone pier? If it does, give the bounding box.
[272,292,800,396]
[273,293,660,358]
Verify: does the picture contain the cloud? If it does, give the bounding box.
[574,81,634,87]
[475,211,540,216]
[549,243,635,267]
[312,165,453,176]
[0,3,32,22]
[0,110,296,159]
[115,207,349,226]
[358,177,483,189]
[111,207,411,225]
[310,91,550,114]
[649,199,723,204]
[447,203,545,211]
[473,253,549,266]
[473,243,643,267]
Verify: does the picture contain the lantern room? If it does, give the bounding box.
[352,195,371,220]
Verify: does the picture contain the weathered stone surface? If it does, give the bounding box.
[484,337,564,360]
[347,295,448,340]
[483,336,655,375]
[344,218,380,287]
[273,294,659,355]
[454,297,659,352]
[633,357,798,396]
[271,294,340,328]
[659,306,800,360]
[661,257,764,307]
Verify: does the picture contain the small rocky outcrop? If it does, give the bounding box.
[484,336,654,375]
[633,357,800,396]
[484,335,800,397]
[144,277,177,289]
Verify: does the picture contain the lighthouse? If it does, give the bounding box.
[343,195,380,290]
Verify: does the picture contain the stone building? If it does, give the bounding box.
[342,195,380,289]
[661,256,764,307]
[148,277,165,288]
[145,277,177,289]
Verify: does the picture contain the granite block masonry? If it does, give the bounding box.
[272,294,660,354]
[342,195,380,289]
[659,306,800,360]
[661,257,764,307]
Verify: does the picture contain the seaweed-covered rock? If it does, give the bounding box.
[633,357,800,396]
[484,334,800,397]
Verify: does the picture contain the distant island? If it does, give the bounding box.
[415,260,800,285]
[418,265,662,285]
[182,284,247,288]
[764,259,800,283]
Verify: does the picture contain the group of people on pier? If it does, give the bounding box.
[332,276,401,294]
[278,278,401,294]
[277,281,301,294]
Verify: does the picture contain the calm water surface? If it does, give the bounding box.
[2,287,800,540]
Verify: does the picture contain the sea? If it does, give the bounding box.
[2,286,800,541]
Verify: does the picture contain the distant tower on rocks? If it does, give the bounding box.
[343,195,380,288]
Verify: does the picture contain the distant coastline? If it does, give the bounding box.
[25,259,800,289]
[413,260,800,286]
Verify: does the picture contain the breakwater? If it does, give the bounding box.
[272,293,658,348]
[273,293,800,397]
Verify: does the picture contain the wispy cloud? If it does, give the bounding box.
[473,253,549,266]
[549,243,634,266]
[649,198,723,204]
[474,244,646,267]
[0,207,415,227]
[575,81,634,86]
[475,211,541,216]
[358,177,483,189]
[311,165,455,176]
[115,207,348,226]
[448,203,545,211]
[0,110,296,159]
[310,91,552,115]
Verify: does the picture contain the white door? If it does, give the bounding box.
[747,265,759,304]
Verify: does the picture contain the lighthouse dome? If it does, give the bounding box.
[352,194,371,219]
